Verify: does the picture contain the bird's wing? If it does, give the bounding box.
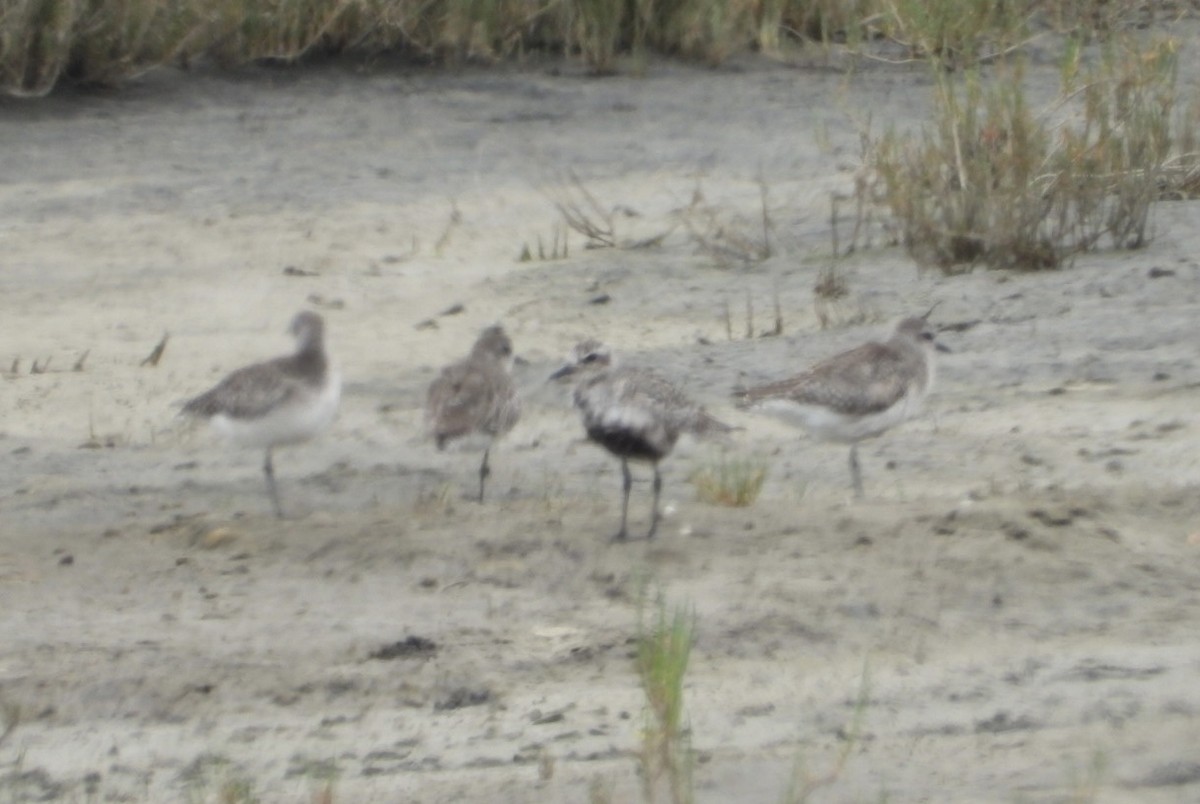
[182,358,302,420]
[578,368,718,435]
[739,342,910,416]
[427,360,516,441]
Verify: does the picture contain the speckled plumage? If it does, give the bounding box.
[573,365,728,460]
[738,318,933,421]
[426,325,521,502]
[552,340,730,540]
[736,316,939,497]
[181,310,340,518]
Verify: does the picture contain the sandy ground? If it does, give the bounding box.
[2,46,1200,803]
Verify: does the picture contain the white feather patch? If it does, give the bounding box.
[211,369,341,449]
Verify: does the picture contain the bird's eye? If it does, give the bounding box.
[921,331,935,341]
[582,353,599,364]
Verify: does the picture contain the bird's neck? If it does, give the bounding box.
[294,342,327,378]
[890,334,925,360]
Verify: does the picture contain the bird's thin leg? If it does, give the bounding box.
[263,448,284,519]
[614,459,632,541]
[646,464,662,540]
[478,447,491,504]
[849,443,864,500]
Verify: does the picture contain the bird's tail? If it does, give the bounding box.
[179,391,215,419]
[691,409,740,439]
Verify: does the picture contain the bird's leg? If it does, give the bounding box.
[263,447,284,519]
[646,464,662,540]
[614,458,632,542]
[478,447,491,503]
[849,443,864,500]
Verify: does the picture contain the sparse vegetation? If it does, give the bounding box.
[690,454,768,506]
[872,0,1031,68]
[309,777,337,804]
[551,173,675,249]
[574,0,625,74]
[551,173,621,249]
[636,592,696,804]
[0,699,18,748]
[830,127,900,260]
[433,201,462,257]
[680,178,775,269]
[0,0,827,95]
[588,774,617,804]
[181,754,260,804]
[868,0,1188,69]
[870,33,1197,272]
[1,0,1188,94]
[518,223,570,262]
[812,264,848,329]
[413,480,455,514]
[722,286,784,340]
[778,663,870,803]
[1064,749,1108,804]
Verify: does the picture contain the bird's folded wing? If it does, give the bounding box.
[183,360,302,420]
[427,364,494,435]
[741,343,910,416]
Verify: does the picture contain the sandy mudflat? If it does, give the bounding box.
[2,46,1200,803]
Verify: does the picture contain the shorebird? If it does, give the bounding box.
[550,340,731,541]
[181,310,341,518]
[426,325,521,502]
[735,314,943,498]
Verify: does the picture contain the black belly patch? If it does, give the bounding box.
[586,425,664,461]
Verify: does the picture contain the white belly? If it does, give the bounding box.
[755,389,924,444]
[211,370,341,449]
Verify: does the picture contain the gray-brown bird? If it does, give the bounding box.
[426,325,521,502]
[181,310,340,518]
[735,314,943,498]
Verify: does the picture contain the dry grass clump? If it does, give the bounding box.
[778,664,870,803]
[870,34,1195,272]
[180,753,260,804]
[0,699,18,748]
[4,0,1186,95]
[0,0,909,95]
[552,172,621,249]
[204,0,546,67]
[568,0,878,72]
[852,0,1172,71]
[872,0,1030,68]
[518,223,570,262]
[1036,0,1187,38]
[690,454,767,506]
[0,0,204,95]
[1159,92,1200,199]
[204,0,365,65]
[680,180,775,268]
[550,172,678,249]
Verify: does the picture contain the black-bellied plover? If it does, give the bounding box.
[551,340,731,541]
[735,314,943,498]
[181,310,340,518]
[426,325,521,503]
